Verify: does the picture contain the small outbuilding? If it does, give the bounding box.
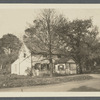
[54,58,77,75]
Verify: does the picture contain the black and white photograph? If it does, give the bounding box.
[0,4,100,95]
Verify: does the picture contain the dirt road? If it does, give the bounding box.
[0,74,100,92]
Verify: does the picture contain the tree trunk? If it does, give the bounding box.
[78,57,83,74]
[30,52,33,76]
[79,65,83,74]
[47,16,53,77]
[79,61,83,74]
[49,59,53,77]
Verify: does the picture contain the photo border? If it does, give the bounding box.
[0,0,99,3]
[0,1,100,100]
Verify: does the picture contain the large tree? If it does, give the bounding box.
[24,9,69,76]
[0,34,22,71]
[55,18,99,73]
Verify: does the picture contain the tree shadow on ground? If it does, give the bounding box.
[69,86,100,92]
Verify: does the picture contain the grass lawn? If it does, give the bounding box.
[0,74,93,89]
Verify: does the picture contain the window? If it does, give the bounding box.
[41,64,49,70]
[58,64,64,70]
[24,53,26,58]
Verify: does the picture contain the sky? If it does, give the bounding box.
[0,4,100,40]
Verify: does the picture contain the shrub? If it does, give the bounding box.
[0,69,10,75]
[25,67,32,76]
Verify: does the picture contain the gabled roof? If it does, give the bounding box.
[67,59,75,63]
[20,41,71,60]
[55,57,76,64]
[23,42,67,56]
[19,42,31,55]
[55,58,68,64]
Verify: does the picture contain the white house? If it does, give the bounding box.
[11,43,50,75]
[11,43,77,76]
[11,43,31,75]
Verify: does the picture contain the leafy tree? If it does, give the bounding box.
[24,9,99,74]
[24,9,69,76]
[55,18,99,73]
[0,34,22,71]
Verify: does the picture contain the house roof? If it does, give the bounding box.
[55,57,68,64]
[19,43,30,54]
[55,58,75,64]
[67,59,75,63]
[23,42,69,56]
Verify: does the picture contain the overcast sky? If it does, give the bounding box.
[0,4,100,40]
